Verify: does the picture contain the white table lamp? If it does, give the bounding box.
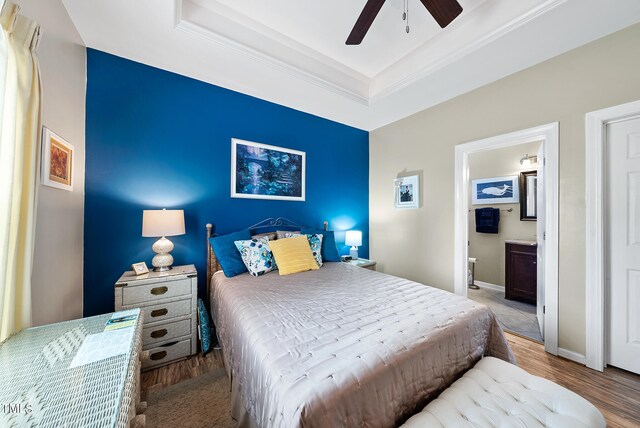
[142,209,185,272]
[345,230,362,260]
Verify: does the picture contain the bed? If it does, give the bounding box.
[206,220,515,428]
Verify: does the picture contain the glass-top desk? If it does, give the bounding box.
[0,310,143,427]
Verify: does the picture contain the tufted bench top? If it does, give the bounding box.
[401,357,605,428]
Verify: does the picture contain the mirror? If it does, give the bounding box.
[519,170,537,220]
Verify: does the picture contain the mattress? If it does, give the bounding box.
[210,262,515,428]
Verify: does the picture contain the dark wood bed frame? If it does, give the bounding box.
[206,218,328,297]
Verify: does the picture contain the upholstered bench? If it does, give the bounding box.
[402,357,605,428]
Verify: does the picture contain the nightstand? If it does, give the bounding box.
[343,258,377,271]
[115,264,197,370]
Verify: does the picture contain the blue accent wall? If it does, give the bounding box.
[84,49,369,316]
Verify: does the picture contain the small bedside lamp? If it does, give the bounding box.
[142,209,185,272]
[345,230,362,260]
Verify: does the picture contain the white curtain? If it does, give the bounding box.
[0,0,42,341]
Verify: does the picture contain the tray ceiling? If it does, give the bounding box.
[62,0,640,130]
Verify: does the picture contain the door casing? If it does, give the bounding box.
[585,100,640,371]
[454,123,559,356]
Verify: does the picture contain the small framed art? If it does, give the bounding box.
[395,175,419,209]
[42,127,74,191]
[131,262,149,276]
[471,175,519,205]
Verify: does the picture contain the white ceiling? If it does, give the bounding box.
[62,0,640,130]
[207,0,487,78]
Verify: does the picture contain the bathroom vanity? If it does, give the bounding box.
[505,240,537,304]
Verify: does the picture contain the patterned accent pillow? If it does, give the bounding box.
[197,298,212,355]
[284,233,324,267]
[234,237,277,276]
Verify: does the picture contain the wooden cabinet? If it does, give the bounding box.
[505,242,537,304]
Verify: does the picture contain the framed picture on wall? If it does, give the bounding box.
[472,175,519,204]
[41,127,74,191]
[394,175,419,209]
[231,138,305,201]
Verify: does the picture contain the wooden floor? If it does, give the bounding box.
[506,333,640,428]
[141,347,225,395]
[142,333,640,427]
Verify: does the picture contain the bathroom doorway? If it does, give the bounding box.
[454,124,559,355]
[466,141,543,342]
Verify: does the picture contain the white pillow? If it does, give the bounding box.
[234,238,277,276]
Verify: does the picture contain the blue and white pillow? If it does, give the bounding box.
[284,233,324,267]
[234,237,277,276]
[197,298,212,355]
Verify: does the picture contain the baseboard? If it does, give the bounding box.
[557,347,587,365]
[473,281,505,292]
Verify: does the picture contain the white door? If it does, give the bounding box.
[536,144,545,340]
[607,117,640,374]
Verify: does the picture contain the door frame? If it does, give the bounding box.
[454,123,559,355]
[585,100,640,371]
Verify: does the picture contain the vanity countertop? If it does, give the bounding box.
[505,239,537,246]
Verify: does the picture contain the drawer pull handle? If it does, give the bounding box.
[150,329,168,339]
[150,286,168,295]
[150,308,168,318]
[150,351,167,361]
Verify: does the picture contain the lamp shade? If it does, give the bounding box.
[142,209,185,237]
[345,230,362,247]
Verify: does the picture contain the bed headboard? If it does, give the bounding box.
[206,218,328,296]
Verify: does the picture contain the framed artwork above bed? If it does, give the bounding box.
[231,138,305,201]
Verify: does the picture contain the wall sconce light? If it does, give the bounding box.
[520,154,538,168]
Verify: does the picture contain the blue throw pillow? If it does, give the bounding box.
[197,298,212,355]
[209,229,252,277]
[301,228,340,262]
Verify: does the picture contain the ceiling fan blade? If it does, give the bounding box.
[419,0,463,28]
[346,0,386,45]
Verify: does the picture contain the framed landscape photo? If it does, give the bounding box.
[394,175,419,209]
[231,138,305,201]
[42,127,74,191]
[471,175,519,205]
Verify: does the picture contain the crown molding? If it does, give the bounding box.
[175,0,568,106]
[175,0,370,106]
[369,0,568,103]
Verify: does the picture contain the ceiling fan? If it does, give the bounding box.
[346,0,463,45]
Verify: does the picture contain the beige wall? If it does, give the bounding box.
[370,23,640,356]
[468,141,540,286]
[15,0,86,325]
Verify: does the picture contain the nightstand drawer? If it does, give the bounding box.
[143,319,192,347]
[122,278,191,305]
[140,298,192,324]
[143,338,191,370]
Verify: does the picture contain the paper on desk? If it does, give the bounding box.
[69,328,134,368]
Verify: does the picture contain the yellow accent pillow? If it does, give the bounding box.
[268,235,320,276]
